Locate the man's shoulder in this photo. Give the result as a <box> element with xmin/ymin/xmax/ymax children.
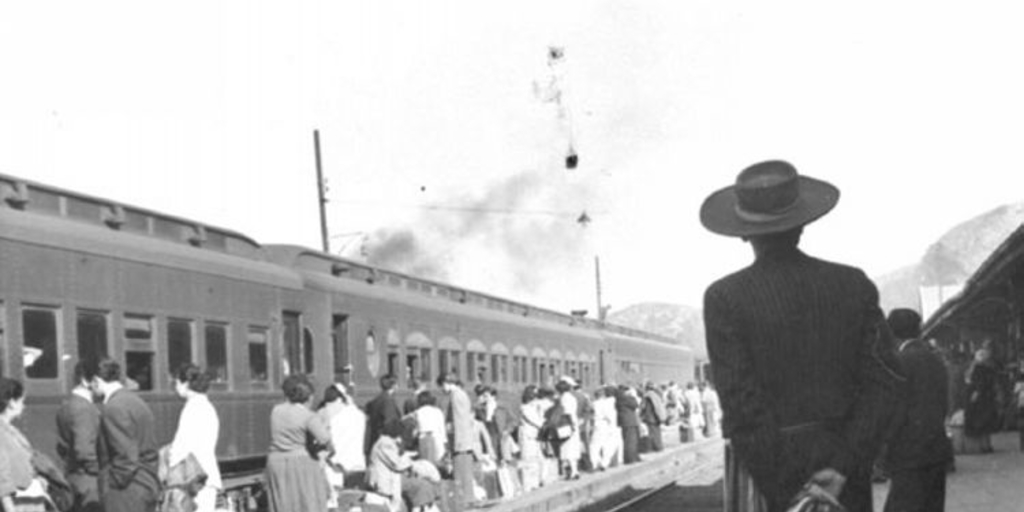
<box><xmin>62</xmin><ymin>394</ymin><xmax>99</xmax><ymax>417</ymax></box>
<box><xmin>106</xmin><ymin>389</ymin><xmax>153</xmax><ymax>415</ymax></box>
<box><xmin>708</xmin><ymin>256</ymin><xmax>870</xmax><ymax>295</ymax></box>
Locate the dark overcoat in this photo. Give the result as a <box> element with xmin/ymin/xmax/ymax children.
<box><xmin>98</xmin><ymin>388</ymin><xmax>160</xmax><ymax>512</ymax></box>
<box><xmin>884</xmin><ymin>339</ymin><xmax>953</xmax><ymax>471</ymax></box>
<box><xmin>56</xmin><ymin>392</ymin><xmax>102</xmax><ymax>512</ymax></box>
<box><xmin>363</xmin><ymin>391</ymin><xmax>402</xmax><ymax>455</ymax></box>
<box><xmin>704</xmin><ymin>247</ymin><xmax>903</xmax><ymax>512</ymax></box>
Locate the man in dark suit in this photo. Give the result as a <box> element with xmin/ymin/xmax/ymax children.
<box><xmin>615</xmin><ymin>385</ymin><xmax>641</xmax><ymax>464</ymax></box>
<box><xmin>640</xmin><ymin>381</ymin><xmax>666</xmax><ymax>452</ymax></box>
<box><xmin>883</xmin><ymin>308</ymin><xmax>953</xmax><ymax>512</ymax></box>
<box><xmin>56</xmin><ymin>360</ymin><xmax>102</xmax><ymax>512</ymax></box>
<box><xmin>93</xmin><ymin>358</ymin><xmax>160</xmax><ymax>512</ymax></box>
<box><xmin>701</xmin><ymin>160</ymin><xmax>904</xmax><ymax>512</ymax></box>
<box><xmin>364</xmin><ymin>374</ymin><xmax>402</xmax><ymax>456</ymax></box>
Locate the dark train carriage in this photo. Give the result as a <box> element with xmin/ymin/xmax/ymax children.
<box><xmin>263</xmin><ymin>246</ymin><xmax>608</xmax><ymax>408</ymax></box>
<box><xmin>599</xmin><ymin>328</ymin><xmax>694</xmax><ymax>387</ymax></box>
<box><xmin>1</xmin><ymin>172</ymin><xmax>699</xmax><ymax>511</ymax></box>
<box><xmin>0</xmin><ymin>174</ymin><xmax>305</xmax><ymax>484</ymax></box>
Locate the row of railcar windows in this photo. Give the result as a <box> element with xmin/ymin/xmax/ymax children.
<box><xmin>12</xmin><ymin>303</ymin><xmax>273</xmax><ymax>391</ymax></box>
<box><xmin>383</xmin><ymin>344</ymin><xmax>596</xmax><ymax>389</ymax></box>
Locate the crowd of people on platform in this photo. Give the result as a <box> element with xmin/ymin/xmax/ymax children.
<box><xmin>0</xmin><ymin>348</ymin><xmax>720</xmax><ymax>512</ymax></box>
<box><xmin>263</xmin><ymin>372</ymin><xmax>724</xmax><ymax>512</ymax></box>
<box><xmin>0</xmin><ymin>358</ymin><xmax>218</xmax><ymax>512</ymax></box>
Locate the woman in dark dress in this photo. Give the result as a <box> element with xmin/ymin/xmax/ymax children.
<box><xmin>964</xmin><ymin>348</ymin><xmax>1000</xmax><ymax>452</ymax></box>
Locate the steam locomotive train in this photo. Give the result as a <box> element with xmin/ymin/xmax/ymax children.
<box><xmin>0</xmin><ymin>172</ymin><xmax>696</xmax><ymax>506</ymax></box>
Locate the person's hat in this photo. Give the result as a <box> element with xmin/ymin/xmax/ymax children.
<box><xmin>559</xmin><ymin>375</ymin><xmax>578</xmax><ymax>387</ymax></box>
<box><xmin>700</xmin><ymin>160</ymin><xmax>839</xmax><ymax>237</ymax></box>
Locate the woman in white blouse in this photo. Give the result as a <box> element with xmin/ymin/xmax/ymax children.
<box><xmin>169</xmin><ymin>364</ymin><xmax>221</xmax><ymax>512</ymax></box>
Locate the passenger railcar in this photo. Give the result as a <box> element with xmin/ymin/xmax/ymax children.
<box><xmin>0</xmin><ymin>172</ymin><xmax>694</xmax><ymax>509</ymax></box>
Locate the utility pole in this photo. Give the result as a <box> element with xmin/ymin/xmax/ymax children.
<box><xmin>595</xmin><ymin>255</ymin><xmax>605</xmax><ymax>321</ymax></box>
<box><xmin>314</xmin><ymin>130</ymin><xmax>329</xmax><ymax>253</ymax></box>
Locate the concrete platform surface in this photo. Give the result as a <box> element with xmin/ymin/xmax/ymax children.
<box><xmin>873</xmin><ymin>431</ymin><xmax>1024</xmax><ymax>512</ymax></box>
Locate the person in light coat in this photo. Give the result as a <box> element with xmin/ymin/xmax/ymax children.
<box><xmin>410</xmin><ymin>391</ymin><xmax>446</xmax><ymax>465</ymax></box>
<box><xmin>588</xmin><ymin>386</ymin><xmax>619</xmax><ymax>470</ymax></box>
<box><xmin>438</xmin><ymin>374</ymin><xmax>475</xmax><ymax>507</ymax></box>
<box><xmin>168</xmin><ymin>365</ymin><xmax>221</xmax><ymax>512</ymax></box>
<box><xmin>367</xmin><ymin>420</ymin><xmax>415</xmax><ymax>512</ymax></box>
<box><xmin>555</xmin><ymin>379</ymin><xmax>581</xmax><ymax>480</ymax></box>
<box><xmin>683</xmin><ymin>382</ymin><xmax>705</xmax><ymax>441</ymax></box>
<box><xmin>318</xmin><ymin>383</ymin><xmax>366</xmax><ymax>502</ymax></box>
<box><xmin>700</xmin><ymin>382</ymin><xmax>722</xmax><ymax>438</ymax></box>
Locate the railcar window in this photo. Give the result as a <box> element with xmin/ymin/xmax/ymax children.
<box><xmin>167</xmin><ymin>319</ymin><xmax>193</xmax><ymax>373</ymax></box>
<box><xmin>282</xmin><ymin>312</ymin><xmax>302</xmax><ymax>376</ymax></box>
<box><xmin>303</xmin><ymin>328</ymin><xmax>315</xmax><ymax>374</ymax></box>
<box><xmin>332</xmin><ymin>315</ymin><xmax>349</xmax><ymax>384</ymax></box>
<box><xmin>0</xmin><ymin>301</ymin><xmax>5</xmax><ymax>376</ymax></box>
<box><xmin>125</xmin><ymin>351</ymin><xmax>153</xmax><ymax>391</ymax></box>
<box><xmin>466</xmin><ymin>353</ymin><xmax>477</xmax><ymax>383</ymax></box>
<box><xmin>477</xmin><ymin>353</ymin><xmax>488</xmax><ymax>382</ymax></box>
<box><xmin>365</xmin><ymin>330</ymin><xmax>382</xmax><ymax>378</ymax></box>
<box><xmin>76</xmin><ymin>311</ymin><xmax>109</xmax><ymax>365</ymax></box>
<box><xmin>531</xmin><ymin>358</ymin><xmax>539</xmax><ymax>384</ymax></box>
<box><xmin>22</xmin><ymin>307</ymin><xmax>59</xmax><ymax>379</ymax></box>
<box><xmin>123</xmin><ymin>210</ymin><xmax>149</xmax><ymax>233</ymax></box>
<box><xmin>248</xmin><ymin>328</ymin><xmax>269</xmax><ymax>382</ymax></box>
<box><xmin>490</xmin><ymin>355</ymin><xmax>499</xmax><ymax>383</ymax></box>
<box><xmin>500</xmin><ymin>356</ymin><xmax>508</xmax><ymax>384</ymax></box>
<box><xmin>205</xmin><ymin>324</ymin><xmax>229</xmax><ymax>384</ymax></box>
<box><xmin>539</xmin><ymin>362</ymin><xmax>547</xmax><ymax>387</ymax></box>
<box><xmin>123</xmin><ymin>315</ymin><xmax>152</xmax><ymax>341</ymax></box>
<box><xmin>405</xmin><ymin>354</ymin><xmax>418</xmax><ymax>384</ymax></box>
<box><xmin>66</xmin><ymin>197</ymin><xmax>103</xmax><ymax>222</ymax></box>
<box><xmin>419</xmin><ymin>349</ymin><xmax>432</xmax><ymax>382</ymax></box>
<box><xmin>439</xmin><ymin>350</ymin><xmax>461</xmax><ymax>380</ymax></box>
<box><xmin>387</xmin><ymin>351</ymin><xmax>399</xmax><ymax>381</ymax></box>
<box><xmin>152</xmin><ymin>218</ymin><xmax>182</xmax><ymax>242</ymax></box>
<box><xmin>29</xmin><ymin>188</ymin><xmax>60</xmax><ymax>214</ymax></box>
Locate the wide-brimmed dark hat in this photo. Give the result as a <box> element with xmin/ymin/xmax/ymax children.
<box><xmin>700</xmin><ymin>160</ymin><xmax>839</xmax><ymax>237</ymax></box>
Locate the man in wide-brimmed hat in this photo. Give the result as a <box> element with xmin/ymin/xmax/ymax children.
<box><xmin>700</xmin><ymin>160</ymin><xmax>904</xmax><ymax>512</ymax></box>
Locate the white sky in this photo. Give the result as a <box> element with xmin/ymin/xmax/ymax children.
<box><xmin>2</xmin><ymin>1</ymin><xmax>1023</xmax><ymax>313</ymax></box>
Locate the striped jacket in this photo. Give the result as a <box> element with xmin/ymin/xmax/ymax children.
<box><xmin>704</xmin><ymin>246</ymin><xmax>903</xmax><ymax>512</ymax></box>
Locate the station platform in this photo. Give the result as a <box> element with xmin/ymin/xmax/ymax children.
<box><xmin>873</xmin><ymin>431</ymin><xmax>1024</xmax><ymax>512</ymax></box>
<box><xmin>474</xmin><ymin>433</ymin><xmax>725</xmax><ymax>512</ymax></box>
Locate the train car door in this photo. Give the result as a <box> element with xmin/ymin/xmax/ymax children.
<box><xmin>598</xmin><ymin>349</ymin><xmax>608</xmax><ymax>385</ymax></box>
<box><xmin>332</xmin><ymin>314</ymin><xmax>351</xmax><ymax>386</ymax></box>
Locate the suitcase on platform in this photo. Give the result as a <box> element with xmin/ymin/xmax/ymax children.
<box><xmin>497</xmin><ymin>465</ymin><xmax>522</xmax><ymax>498</ymax></box>
<box><xmin>518</xmin><ymin>461</ymin><xmax>541</xmax><ymax>492</ymax></box>
<box><xmin>473</xmin><ymin>465</ymin><xmax>500</xmax><ymax>501</ymax></box>
<box><xmin>539</xmin><ymin>458</ymin><xmax>560</xmax><ymax>486</ymax></box>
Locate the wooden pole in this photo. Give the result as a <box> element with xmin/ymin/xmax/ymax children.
<box><xmin>314</xmin><ymin>130</ymin><xmax>330</xmax><ymax>253</ymax></box>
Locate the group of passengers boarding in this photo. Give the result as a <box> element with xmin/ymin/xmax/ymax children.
<box><xmin>0</xmin><ymin>359</ymin><xmax>219</xmax><ymax>512</ymax></box>
<box><xmin>0</xmin><ymin>353</ymin><xmax>712</xmax><ymax>512</ymax></box>
<box><xmin>294</xmin><ymin>372</ymin><xmax>718</xmax><ymax>512</ymax></box>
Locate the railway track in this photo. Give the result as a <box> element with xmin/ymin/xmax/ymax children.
<box><xmin>577</xmin><ymin>455</ymin><xmax>723</xmax><ymax>512</ymax></box>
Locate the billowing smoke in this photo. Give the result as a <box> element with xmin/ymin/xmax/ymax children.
<box><xmin>367</xmin><ymin>229</ymin><xmax>449</xmax><ymax>282</ymax></box>
<box><xmin>365</xmin><ymin>169</ymin><xmax>602</xmax><ymax>309</ymax></box>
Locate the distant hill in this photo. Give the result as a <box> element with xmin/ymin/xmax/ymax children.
<box><xmin>875</xmin><ymin>202</ymin><xmax>1024</xmax><ymax>312</ymax></box>
<box><xmin>606</xmin><ymin>302</ymin><xmax>706</xmax><ymax>358</ymax></box>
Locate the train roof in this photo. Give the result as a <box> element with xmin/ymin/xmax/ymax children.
<box><xmin>265</xmin><ymin>244</ymin><xmax>689</xmax><ymax>347</ymax></box>
<box><xmin>0</xmin><ymin>173</ymin><xmax>302</xmax><ymax>289</ymax></box>
<box><xmin>0</xmin><ymin>173</ymin><xmax>265</xmax><ymax>259</ymax></box>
